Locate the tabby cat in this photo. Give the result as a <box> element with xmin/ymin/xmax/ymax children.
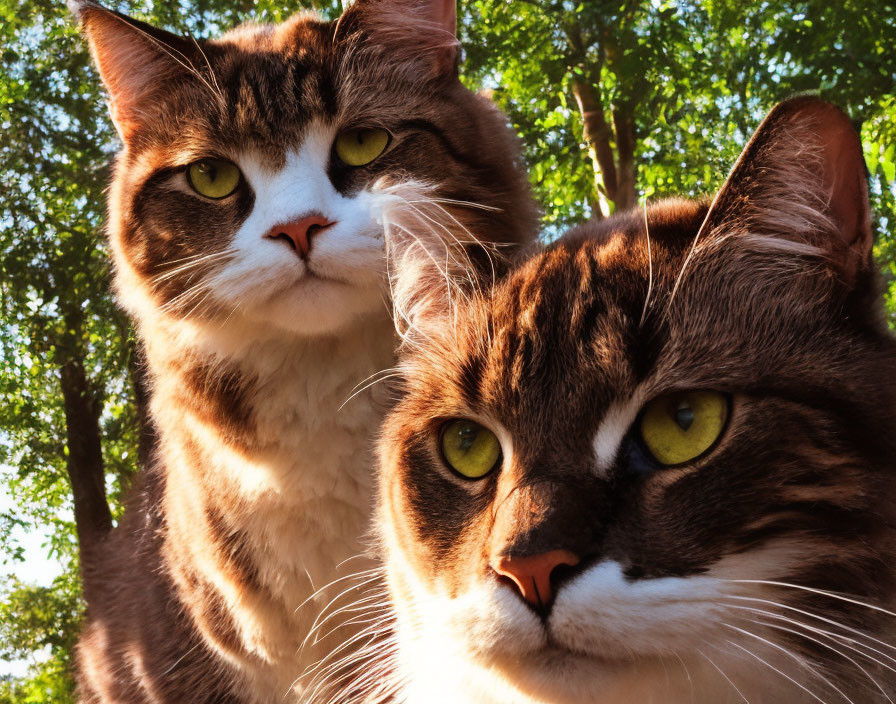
<box><xmin>375</xmin><ymin>97</ymin><xmax>896</xmax><ymax>703</ymax></box>
<box><xmin>69</xmin><ymin>0</ymin><xmax>537</xmax><ymax>701</ymax></box>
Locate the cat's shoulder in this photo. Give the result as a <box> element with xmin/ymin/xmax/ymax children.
<box><xmin>555</xmin><ymin>197</ymin><xmax>711</xmax><ymax>253</ymax></box>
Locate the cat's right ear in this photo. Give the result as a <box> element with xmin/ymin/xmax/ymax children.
<box><xmin>700</xmin><ymin>97</ymin><xmax>872</xmax><ymax>285</ymax></box>
<box><xmin>68</xmin><ymin>0</ymin><xmax>196</xmax><ymax>142</ymax></box>
<box><xmin>345</xmin><ymin>0</ymin><xmax>459</xmax><ymax>78</ymax></box>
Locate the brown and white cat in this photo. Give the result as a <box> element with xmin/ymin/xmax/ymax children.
<box><xmin>375</xmin><ymin>97</ymin><xmax>896</xmax><ymax>703</ymax></box>
<box><xmin>69</xmin><ymin>0</ymin><xmax>537</xmax><ymax>701</ymax></box>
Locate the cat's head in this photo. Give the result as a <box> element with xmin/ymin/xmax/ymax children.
<box><xmin>377</xmin><ymin>98</ymin><xmax>896</xmax><ymax>702</ymax></box>
<box><xmin>72</xmin><ymin>0</ymin><xmax>536</xmax><ymax>339</ymax></box>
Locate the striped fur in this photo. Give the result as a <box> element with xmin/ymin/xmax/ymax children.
<box><xmin>374</xmin><ymin>99</ymin><xmax>896</xmax><ymax>703</ymax></box>
<box><xmin>70</xmin><ymin>1</ymin><xmax>538</xmax><ymax>702</ymax></box>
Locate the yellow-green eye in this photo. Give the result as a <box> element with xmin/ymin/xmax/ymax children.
<box><xmin>440</xmin><ymin>420</ymin><xmax>501</xmax><ymax>480</ymax></box>
<box><xmin>334</xmin><ymin>128</ymin><xmax>390</xmax><ymax>167</ymax></box>
<box><xmin>187</xmin><ymin>159</ymin><xmax>241</xmax><ymax>199</ymax></box>
<box><xmin>639</xmin><ymin>391</ymin><xmax>729</xmax><ymax>466</ymax></box>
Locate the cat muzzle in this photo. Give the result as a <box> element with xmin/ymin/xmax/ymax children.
<box><xmin>265</xmin><ymin>213</ymin><xmax>335</xmax><ymax>258</ymax></box>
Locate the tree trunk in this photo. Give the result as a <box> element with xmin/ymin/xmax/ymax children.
<box><xmin>59</xmin><ymin>353</ymin><xmax>112</xmax><ymax>562</ymax></box>
<box><xmin>612</xmin><ymin>107</ymin><xmax>638</xmax><ymax>211</ymax></box>
<box><xmin>571</xmin><ymin>75</ymin><xmax>617</xmax><ymax>219</ymax></box>
<box><xmin>128</xmin><ymin>338</ymin><xmax>157</xmax><ymax>469</ymax></box>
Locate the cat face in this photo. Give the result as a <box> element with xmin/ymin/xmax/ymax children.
<box><xmin>377</xmin><ymin>99</ymin><xmax>896</xmax><ymax>702</ymax></box>
<box><xmin>75</xmin><ymin>0</ymin><xmax>536</xmax><ymax>336</ymax></box>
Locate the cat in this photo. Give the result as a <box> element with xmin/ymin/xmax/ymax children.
<box><xmin>68</xmin><ymin>0</ymin><xmax>538</xmax><ymax>701</ymax></box>
<box><xmin>372</xmin><ymin>96</ymin><xmax>896</xmax><ymax>703</ymax></box>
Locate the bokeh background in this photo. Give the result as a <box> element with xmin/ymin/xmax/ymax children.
<box><xmin>2</xmin><ymin>0</ymin><xmax>895</xmax><ymax>699</ymax></box>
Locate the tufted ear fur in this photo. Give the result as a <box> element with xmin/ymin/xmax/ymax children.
<box><xmin>700</xmin><ymin>97</ymin><xmax>872</xmax><ymax>284</ymax></box>
<box><xmin>344</xmin><ymin>0</ymin><xmax>459</xmax><ymax>79</ymax></box>
<box><xmin>380</xmin><ymin>183</ymin><xmax>492</xmax><ymax>345</ymax></box>
<box><xmin>69</xmin><ymin>0</ymin><xmax>200</xmax><ymax>142</ymax></box>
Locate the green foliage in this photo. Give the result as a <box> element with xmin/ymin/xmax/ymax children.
<box><xmin>1</xmin><ymin>0</ymin><xmax>895</xmax><ymax>699</ymax></box>
<box><xmin>0</xmin><ymin>573</ymin><xmax>80</xmax><ymax>704</ymax></box>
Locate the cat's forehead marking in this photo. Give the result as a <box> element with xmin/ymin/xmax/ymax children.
<box><xmin>238</xmin><ymin>121</ymin><xmax>336</xmax><ymax>190</ymax></box>
<box><xmin>592</xmin><ymin>391</ymin><xmax>645</xmax><ymax>477</ymax></box>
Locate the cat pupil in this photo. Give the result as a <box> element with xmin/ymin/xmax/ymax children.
<box><xmin>458</xmin><ymin>426</ymin><xmax>476</xmax><ymax>453</ymax></box>
<box><xmin>674</xmin><ymin>401</ymin><xmax>694</xmax><ymax>431</ymax></box>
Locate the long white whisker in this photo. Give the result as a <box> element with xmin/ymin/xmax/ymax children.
<box><xmin>151</xmin><ymin>250</ymin><xmax>236</xmax><ymax>285</ymax></box>
<box><xmin>723</xmin><ymin>602</ymin><xmax>896</xmax><ymax>672</ymax></box>
<box><xmin>338</xmin><ymin>373</ymin><xmax>403</xmax><ymax>411</ymax></box>
<box><xmin>103</xmin><ymin>12</ymin><xmax>225</xmax><ymax>105</ymax></box>
<box><xmin>639</xmin><ymin>201</ymin><xmax>654</xmax><ymax>327</ymax></box>
<box><xmin>725</xmin><ymin>638</ymin><xmax>829</xmax><ymax>704</ymax></box>
<box><xmin>293</xmin><ymin>568</ymin><xmax>381</xmax><ymax>615</ymax></box>
<box><xmin>696</xmin><ymin>646</ymin><xmax>751</xmax><ymax>704</ymax></box>
<box><xmin>406</xmin><ymin>197</ymin><xmax>501</xmax><ymax>213</ymax></box>
<box><xmin>745</xmin><ymin>616</ymin><xmax>893</xmax><ymax>703</ymax></box>
<box><xmin>299</xmin><ymin>574</ymin><xmax>384</xmax><ymax>654</ymax></box>
<box><xmin>726</xmin><ymin>580</ymin><xmax>896</xmax><ymax>619</ymax></box>
<box><xmin>305</xmin><ymin>590</ymin><xmax>389</xmax><ymax>644</ymax></box>
<box><xmin>723</xmin><ymin>595</ymin><xmax>896</xmax><ymax>657</ymax></box>
<box><xmin>724</xmin><ymin>622</ymin><xmax>851</xmax><ymax>703</ymax></box>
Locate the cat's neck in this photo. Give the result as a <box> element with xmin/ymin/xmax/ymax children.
<box><xmin>138</xmin><ymin>309</ymin><xmax>396</xmax><ymax>695</ymax></box>
<box><xmin>144</xmin><ymin>305</ymin><xmax>396</xmax><ymax>538</ymax></box>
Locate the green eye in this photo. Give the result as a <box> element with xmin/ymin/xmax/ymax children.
<box><xmin>334</xmin><ymin>128</ymin><xmax>390</xmax><ymax>167</ymax></box>
<box><xmin>187</xmin><ymin>159</ymin><xmax>241</xmax><ymax>199</ymax></box>
<box><xmin>440</xmin><ymin>420</ymin><xmax>501</xmax><ymax>480</ymax></box>
<box><xmin>639</xmin><ymin>391</ymin><xmax>729</xmax><ymax>466</ymax></box>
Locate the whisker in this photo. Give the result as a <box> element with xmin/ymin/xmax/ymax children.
<box><xmin>723</xmin><ymin>595</ymin><xmax>896</xmax><ymax>657</ymax></box>
<box><xmin>338</xmin><ymin>373</ymin><xmax>403</xmax><ymax>412</ymax></box>
<box><xmin>744</xmin><ymin>616</ymin><xmax>894</xmax><ymax>703</ymax></box>
<box><xmin>666</xmin><ymin>183</ymin><xmax>720</xmax><ymax>313</ymax></box>
<box><xmin>672</xmin><ymin>650</ymin><xmax>695</xmax><ymax>704</ymax></box>
<box><xmin>151</xmin><ymin>250</ymin><xmax>236</xmax><ymax>285</ymax></box>
<box><xmin>723</xmin><ymin>602</ymin><xmax>896</xmax><ymax>673</ymax></box>
<box><xmin>406</xmin><ymin>197</ymin><xmax>502</xmax><ymax>213</ymax></box>
<box><xmin>724</xmin><ymin>622</ymin><xmax>850</xmax><ymax>702</ymax></box>
<box><xmin>299</xmin><ymin>624</ymin><xmax>393</xmax><ymax>690</ymax></box>
<box><xmin>639</xmin><ymin>201</ymin><xmax>654</xmax><ymax>327</ymax></box>
<box><xmin>293</xmin><ymin>567</ymin><xmax>381</xmax><ymax>615</ymax></box>
<box><xmin>726</xmin><ymin>580</ymin><xmax>896</xmax><ymax>619</ymax></box>
<box><xmin>299</xmin><ymin>573</ymin><xmax>384</xmax><ymax>654</ymax></box>
<box><xmin>103</xmin><ymin>11</ymin><xmax>225</xmax><ymax>105</ymax></box>
<box><xmin>725</xmin><ymin>638</ymin><xmax>829</xmax><ymax>704</ymax></box>
<box><xmin>305</xmin><ymin>589</ymin><xmax>390</xmax><ymax>644</ymax></box>
<box><xmin>696</xmin><ymin>646</ymin><xmax>751</xmax><ymax>704</ymax></box>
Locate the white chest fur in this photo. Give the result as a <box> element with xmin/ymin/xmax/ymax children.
<box><xmin>147</xmin><ymin>311</ymin><xmax>397</xmax><ymax>702</ymax></box>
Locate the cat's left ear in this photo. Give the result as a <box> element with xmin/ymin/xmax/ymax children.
<box><xmin>346</xmin><ymin>0</ymin><xmax>459</xmax><ymax>78</ymax></box>
<box><xmin>703</xmin><ymin>97</ymin><xmax>872</xmax><ymax>284</ymax></box>
<box><xmin>68</xmin><ymin>0</ymin><xmax>200</xmax><ymax>143</ymax></box>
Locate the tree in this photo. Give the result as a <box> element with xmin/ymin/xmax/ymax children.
<box><xmin>462</xmin><ymin>0</ymin><xmax>896</xmax><ymax>238</ymax></box>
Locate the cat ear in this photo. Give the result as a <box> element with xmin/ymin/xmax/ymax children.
<box><xmin>347</xmin><ymin>0</ymin><xmax>459</xmax><ymax>78</ymax></box>
<box><xmin>68</xmin><ymin>0</ymin><xmax>198</xmax><ymax>142</ymax></box>
<box><xmin>703</xmin><ymin>96</ymin><xmax>872</xmax><ymax>283</ymax></box>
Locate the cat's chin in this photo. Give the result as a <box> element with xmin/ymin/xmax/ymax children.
<box><xmin>484</xmin><ymin>647</ymin><xmax>654</xmax><ymax>703</ymax></box>
<box><xmin>258</xmin><ymin>277</ymin><xmax>384</xmax><ymax>336</ymax></box>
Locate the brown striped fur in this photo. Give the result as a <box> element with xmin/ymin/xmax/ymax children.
<box><xmin>375</xmin><ymin>99</ymin><xmax>896</xmax><ymax>702</ymax></box>
<box><xmin>70</xmin><ymin>1</ymin><xmax>537</xmax><ymax>701</ymax></box>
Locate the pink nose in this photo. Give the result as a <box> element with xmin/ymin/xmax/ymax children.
<box><xmin>265</xmin><ymin>214</ymin><xmax>334</xmax><ymax>257</ymax></box>
<box><xmin>492</xmin><ymin>550</ymin><xmax>581</xmax><ymax>609</ymax></box>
